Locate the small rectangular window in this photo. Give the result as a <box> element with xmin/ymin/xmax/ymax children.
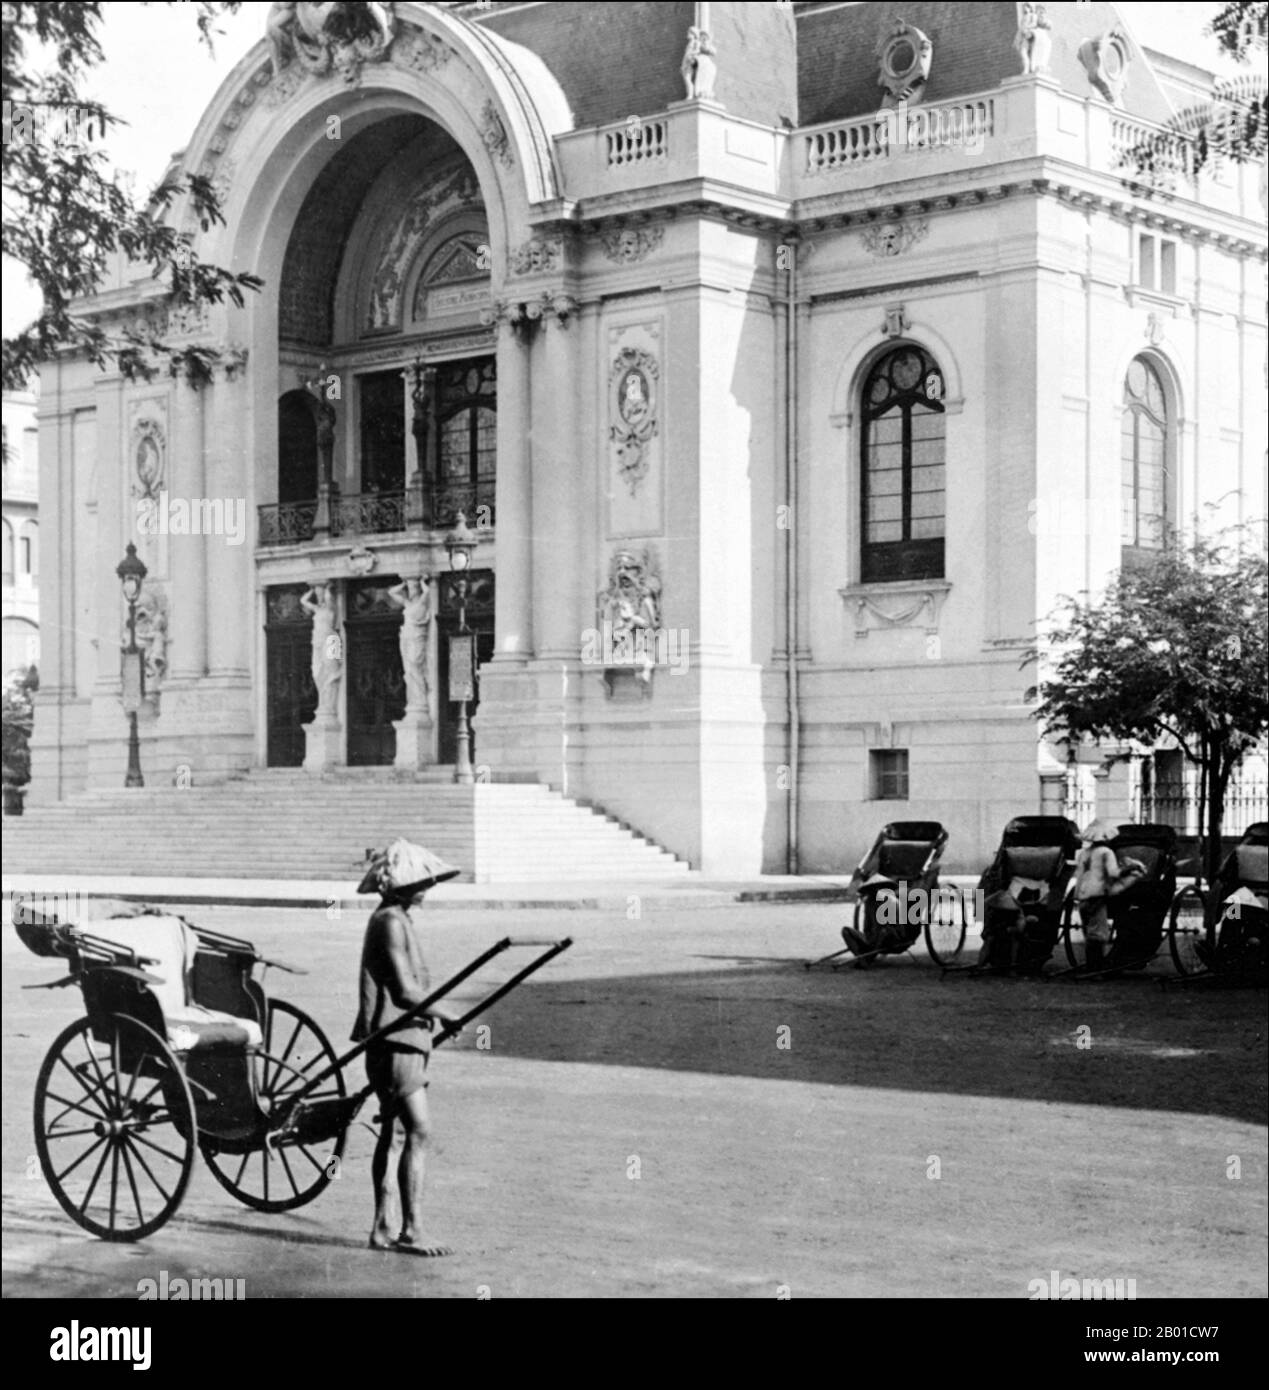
<box><xmin>1138</xmin><ymin>234</ymin><xmax>1156</xmax><ymax>289</ymax></box>
<box><xmin>1160</xmin><ymin>239</ymin><xmax>1177</xmax><ymax>295</ymax></box>
<box><xmin>871</xmin><ymin>749</ymin><xmax>910</xmax><ymax>801</ymax></box>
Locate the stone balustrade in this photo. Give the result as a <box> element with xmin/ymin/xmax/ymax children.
<box><xmin>551</xmin><ymin>81</ymin><xmax>1257</xmax><ymax>219</ymax></box>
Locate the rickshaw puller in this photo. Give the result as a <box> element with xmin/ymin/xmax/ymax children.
<box><xmin>354</xmin><ymin>838</ymin><xmax>463</xmax><ymax>1256</ymax></box>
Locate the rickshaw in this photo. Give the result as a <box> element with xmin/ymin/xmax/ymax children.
<box><xmin>1166</xmin><ymin>821</ymin><xmax>1269</xmax><ymax>984</ymax></box>
<box><xmin>957</xmin><ymin>816</ymin><xmax>1081</xmax><ymax>976</ymax></box>
<box><xmin>17</xmin><ymin>905</ymin><xmax>570</xmax><ymax>1241</ymax></box>
<box><xmin>1058</xmin><ymin>823</ymin><xmax>1179</xmax><ymax>978</ymax></box>
<box><xmin>805</xmin><ymin>821</ymin><xmax>966</xmax><ymax>969</ymax></box>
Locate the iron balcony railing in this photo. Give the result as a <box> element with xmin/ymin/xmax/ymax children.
<box><xmin>257</xmin><ymin>481</ymin><xmax>495</xmax><ymax>546</ymax></box>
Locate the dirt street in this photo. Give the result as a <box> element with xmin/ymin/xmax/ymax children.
<box><xmin>4</xmin><ymin>901</ymin><xmax>1265</xmax><ymax>1298</ymax></box>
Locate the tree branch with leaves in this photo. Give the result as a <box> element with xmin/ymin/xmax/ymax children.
<box><xmin>1</xmin><ymin>1</ymin><xmax>262</xmax><ymax>391</ymax></box>
<box><xmin>1025</xmin><ymin>528</ymin><xmax>1269</xmax><ymax>911</ymax></box>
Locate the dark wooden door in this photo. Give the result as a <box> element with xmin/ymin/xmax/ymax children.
<box><xmin>265</xmin><ymin>585</ymin><xmax>317</xmax><ymax>767</ymax></box>
<box><xmin>436</xmin><ymin>568</ymin><xmax>494</xmax><ymax>766</ymax></box>
<box><xmin>345</xmin><ymin>578</ymin><xmax>406</xmax><ymax>767</ymax></box>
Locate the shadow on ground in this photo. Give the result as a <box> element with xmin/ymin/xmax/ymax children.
<box><xmin>447</xmin><ymin>952</ymin><xmax>1268</xmax><ymax>1126</ymax></box>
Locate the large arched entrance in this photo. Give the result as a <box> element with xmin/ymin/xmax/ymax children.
<box><xmin>259</xmin><ymin>112</ymin><xmax>497</xmax><ymax>766</ymax></box>
<box><xmin>164</xmin><ymin>4</ymin><xmax>572</xmax><ymax>776</ymax></box>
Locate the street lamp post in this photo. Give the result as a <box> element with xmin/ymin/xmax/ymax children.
<box><xmin>115</xmin><ymin>542</ymin><xmax>148</xmax><ymax>788</ymax></box>
<box><xmin>445</xmin><ymin>513</ymin><xmax>478</xmax><ymax>786</ymax></box>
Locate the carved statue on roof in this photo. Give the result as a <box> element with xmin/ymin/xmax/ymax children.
<box><xmin>681</xmin><ymin>26</ymin><xmax>718</xmax><ymax>102</ymax></box>
<box><xmin>1015</xmin><ymin>3</ymin><xmax>1053</xmax><ymax>76</ymax></box>
<box><xmin>267</xmin><ymin>2</ymin><xmax>396</xmax><ymax>84</ymax></box>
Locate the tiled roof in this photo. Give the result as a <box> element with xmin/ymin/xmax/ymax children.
<box><xmin>798</xmin><ymin>1</ymin><xmax>1178</xmax><ymax>126</ymax></box>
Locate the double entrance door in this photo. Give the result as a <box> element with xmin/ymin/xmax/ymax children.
<box><xmin>265</xmin><ymin>572</ymin><xmax>494</xmax><ymax>768</ymax></box>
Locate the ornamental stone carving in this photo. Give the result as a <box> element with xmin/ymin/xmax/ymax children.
<box><xmin>600</xmin><ymin>225</ymin><xmax>665</xmax><ymax>264</ymax></box>
<box><xmin>393</xmin><ymin>25</ymin><xmax>451</xmax><ymax>73</ymax></box>
<box><xmin>1079</xmin><ymin>30</ymin><xmax>1131</xmax><ymax>105</ymax></box>
<box><xmin>133</xmin><ymin>583</ymin><xmax>170</xmax><ymax>694</ymax></box>
<box><xmin>876</xmin><ymin>19</ymin><xmax>933</xmax><ymax>108</ymax></box>
<box><xmin>130</xmin><ymin>416</ymin><xmax>166</xmax><ymax>503</ymax></box>
<box><xmin>609</xmin><ymin>347</ymin><xmax>660</xmax><ymax>495</ymax></box>
<box><xmin>680</xmin><ymin>26</ymin><xmax>718</xmax><ymax>101</ymax></box>
<box><xmin>839</xmin><ymin>580</ymin><xmax>951</xmax><ymax>637</ymax></box>
<box><xmin>367</xmin><ymin>162</ymin><xmax>480</xmax><ymax>330</ymax></box>
<box><xmin>480</xmin><ymin>100</ymin><xmax>514</xmax><ymax>169</ymax></box>
<box><xmin>1014</xmin><ymin>3</ymin><xmax>1053</xmax><ymax>76</ymax></box>
<box><xmin>861</xmin><ymin>219</ymin><xmax>928</xmax><ymax>258</ymax></box>
<box><xmin>510</xmin><ymin>238</ymin><xmax>562</xmax><ymax>275</ymax></box>
<box><xmin>266</xmin><ymin>1</ymin><xmax>396</xmax><ymax>85</ymax></box>
<box><xmin>881</xmin><ymin>303</ymin><xmax>910</xmax><ymax>338</ymax></box>
<box><xmin>596</xmin><ymin>546</ymin><xmax>663</xmax><ymax>688</ymax></box>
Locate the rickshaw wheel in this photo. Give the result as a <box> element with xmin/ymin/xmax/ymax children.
<box><xmin>34</xmin><ymin>1014</ymin><xmax>196</xmax><ymax>1242</ymax></box>
<box><xmin>1060</xmin><ymin>895</ymin><xmax>1120</xmax><ymax>971</ymax></box>
<box><xmin>923</xmin><ymin>888</ymin><xmax>966</xmax><ymax>965</ymax></box>
<box><xmin>1168</xmin><ymin>884</ymin><xmax>1208</xmax><ymax>977</ymax></box>
<box><xmin>200</xmin><ymin>1001</ymin><xmax>347</xmax><ymax>1213</ymax></box>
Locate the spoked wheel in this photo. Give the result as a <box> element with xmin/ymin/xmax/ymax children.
<box><xmin>924</xmin><ymin>886</ymin><xmax>966</xmax><ymax>966</ymax></box>
<box><xmin>1168</xmin><ymin>884</ymin><xmax>1209</xmax><ymax>977</ymax></box>
<box><xmin>34</xmin><ymin>1014</ymin><xmax>196</xmax><ymax>1241</ymax></box>
<box><xmin>1060</xmin><ymin>895</ymin><xmax>1120</xmax><ymax>971</ymax></box>
<box><xmin>200</xmin><ymin>1001</ymin><xmax>347</xmax><ymax>1212</ymax></box>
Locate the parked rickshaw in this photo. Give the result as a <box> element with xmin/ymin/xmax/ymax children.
<box><xmin>1058</xmin><ymin>823</ymin><xmax>1179</xmax><ymax>977</ymax></box>
<box><xmin>806</xmin><ymin>821</ymin><xmax>966</xmax><ymax>969</ymax></box>
<box><xmin>1166</xmin><ymin>821</ymin><xmax>1269</xmax><ymax>984</ymax></box>
<box><xmin>17</xmin><ymin>906</ymin><xmax>569</xmax><ymax>1240</ymax></box>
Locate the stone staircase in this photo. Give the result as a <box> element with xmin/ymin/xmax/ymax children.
<box><xmin>2</xmin><ymin>771</ymin><xmax>694</xmax><ymax>884</ymax></box>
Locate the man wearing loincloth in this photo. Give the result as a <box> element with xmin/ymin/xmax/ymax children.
<box><xmin>354</xmin><ymin>838</ymin><xmax>462</xmax><ymax>1256</ymax></box>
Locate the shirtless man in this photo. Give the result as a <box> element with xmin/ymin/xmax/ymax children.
<box><xmin>354</xmin><ymin>838</ymin><xmax>462</xmax><ymax>1255</ymax></box>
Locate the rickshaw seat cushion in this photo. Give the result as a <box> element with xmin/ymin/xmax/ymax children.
<box><xmin>1002</xmin><ymin>846</ymin><xmax>1063</xmax><ymax>882</ymax></box>
<box><xmin>77</xmin><ymin>915</ymin><xmax>263</xmax><ymax>1051</ymax></box>
<box><xmin>876</xmin><ymin>841</ymin><xmax>933</xmax><ymax>879</ymax></box>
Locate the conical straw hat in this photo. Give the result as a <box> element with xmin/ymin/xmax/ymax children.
<box><xmin>358</xmin><ymin>838</ymin><xmax>461</xmax><ymax>896</ymax></box>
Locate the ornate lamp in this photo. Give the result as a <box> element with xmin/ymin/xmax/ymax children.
<box><xmin>444</xmin><ymin>514</ymin><xmax>478</xmax><ymax>785</ymax></box>
<box><xmin>115</xmin><ymin>543</ymin><xmax>148</xmax><ymax>788</ymax></box>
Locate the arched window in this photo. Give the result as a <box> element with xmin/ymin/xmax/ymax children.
<box><xmin>277</xmin><ymin>391</ymin><xmax>319</xmax><ymax>504</ymax></box>
<box><xmin>861</xmin><ymin>345</ymin><xmax>946</xmax><ymax>583</ymax></box>
<box><xmin>1</xmin><ymin>519</ymin><xmax>13</xmax><ymax>586</ymax></box>
<box><xmin>435</xmin><ymin>357</ymin><xmax>497</xmax><ymax>526</ymax></box>
<box><xmin>1121</xmin><ymin>357</ymin><xmax>1169</xmax><ymax>555</ymax></box>
<box><xmin>19</xmin><ymin>519</ymin><xmax>38</xmax><ymax>580</ymax></box>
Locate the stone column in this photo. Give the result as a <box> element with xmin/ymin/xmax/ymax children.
<box><xmin>205</xmin><ymin>369</ymin><xmax>251</xmax><ymax>682</ymax></box>
<box><xmin>167</xmin><ymin>379</ymin><xmax>207</xmax><ymax>682</ymax></box>
<box><xmin>531</xmin><ymin>300</ymin><xmax>580</xmax><ymax>659</ymax></box>
<box><xmin>491</xmin><ymin>317</ymin><xmax>533</xmax><ymax>662</ymax></box>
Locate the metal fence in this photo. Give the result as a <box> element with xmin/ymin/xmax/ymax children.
<box><xmin>1135</xmin><ymin>778</ymin><xmax>1268</xmax><ymax>837</ymax></box>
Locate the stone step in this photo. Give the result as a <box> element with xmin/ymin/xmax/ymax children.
<box><xmin>5</xmin><ymin>773</ymin><xmax>694</xmax><ymax>881</ymax></box>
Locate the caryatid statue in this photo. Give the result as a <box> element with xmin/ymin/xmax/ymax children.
<box><xmin>388</xmin><ymin>575</ymin><xmax>432</xmax><ymax>712</ymax></box>
<box><xmin>301</xmin><ymin>583</ymin><xmax>343</xmax><ymax>715</ymax></box>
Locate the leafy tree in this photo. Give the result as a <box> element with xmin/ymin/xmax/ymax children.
<box><xmin>1123</xmin><ymin>1</ymin><xmax>1267</xmax><ymax>186</ymax></box>
<box><xmin>1026</xmin><ymin>529</ymin><xmax>1269</xmax><ymax>913</ymax></box>
<box><xmin>2</xmin><ymin>1</ymin><xmax>262</xmax><ymax>392</ymax></box>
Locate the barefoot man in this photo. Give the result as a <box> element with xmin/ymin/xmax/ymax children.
<box><xmin>354</xmin><ymin>838</ymin><xmax>462</xmax><ymax>1255</ymax></box>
